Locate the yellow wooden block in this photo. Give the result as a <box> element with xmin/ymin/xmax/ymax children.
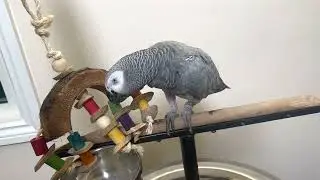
<box><xmin>108</xmin><ymin>128</ymin><xmax>126</xmax><ymax>144</ymax></box>
<box><xmin>138</xmin><ymin>99</ymin><xmax>149</xmax><ymax>110</ymax></box>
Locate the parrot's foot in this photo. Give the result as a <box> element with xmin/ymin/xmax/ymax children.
<box><xmin>165</xmin><ymin>111</ymin><xmax>178</xmax><ymax>135</ymax></box>
<box><xmin>181</xmin><ymin>103</ymin><xmax>193</xmax><ymax>134</ymax></box>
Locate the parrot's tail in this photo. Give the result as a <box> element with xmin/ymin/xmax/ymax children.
<box><xmin>216</xmin><ymin>77</ymin><xmax>230</xmax><ymax>92</ymax></box>
<box><xmin>224</xmin><ymin>82</ymin><xmax>231</xmax><ymax>89</ymax></box>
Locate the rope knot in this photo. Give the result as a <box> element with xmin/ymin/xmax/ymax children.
<box><xmin>31</xmin><ymin>15</ymin><xmax>53</xmax><ymax>37</ymax></box>
<box><xmin>122</xmin><ymin>142</ymin><xmax>144</xmax><ymax>156</ymax></box>
<box><xmin>47</xmin><ymin>50</ymin><xmax>62</xmax><ymax>60</ymax></box>
<box><xmin>21</xmin><ymin>0</ymin><xmax>71</xmax><ymax>76</ymax></box>
<box><xmin>145</xmin><ymin>116</ymin><xmax>154</xmax><ymax>135</ymax></box>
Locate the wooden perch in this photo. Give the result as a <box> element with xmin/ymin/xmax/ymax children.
<box><xmin>56</xmin><ymin>95</ymin><xmax>320</xmax><ymax>157</ymax></box>
<box><xmin>40</xmin><ymin>68</ymin><xmax>108</xmax><ymax>141</ymax></box>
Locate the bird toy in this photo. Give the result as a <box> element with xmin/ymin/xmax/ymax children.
<box><xmin>130</xmin><ymin>91</ymin><xmax>158</xmax><ymax>134</ymax></box>
<box><xmin>109</xmin><ymin>102</ymin><xmax>146</xmax><ymax>142</ymax></box>
<box><xmin>30</xmin><ymin>135</ymin><xmax>74</xmax><ymax>180</ymax></box>
<box><xmin>67</xmin><ymin>131</ymin><xmax>97</xmax><ymax>172</ymax></box>
<box><xmin>21</xmin><ymin>0</ymin><xmax>141</xmax><ymax>155</ymax></box>
<box><xmin>74</xmin><ymin>89</ymin><xmax>132</xmax><ymax>154</ymax></box>
<box><xmin>20</xmin><ymin>0</ymin><xmax>144</xmax><ymax>179</ymax></box>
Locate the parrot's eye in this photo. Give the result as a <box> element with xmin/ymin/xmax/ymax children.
<box><xmin>112</xmin><ymin>78</ymin><xmax>118</xmax><ymax>84</ymax></box>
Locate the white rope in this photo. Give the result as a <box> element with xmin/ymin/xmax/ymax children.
<box><xmin>122</xmin><ymin>142</ymin><xmax>144</xmax><ymax>157</ymax></box>
<box><xmin>20</xmin><ymin>0</ymin><xmax>71</xmax><ymax>74</ymax></box>
<box><xmin>145</xmin><ymin>115</ymin><xmax>154</xmax><ymax>134</ymax></box>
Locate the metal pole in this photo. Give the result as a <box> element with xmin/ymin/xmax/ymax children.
<box><xmin>179</xmin><ymin>134</ymin><xmax>199</xmax><ymax>180</ymax></box>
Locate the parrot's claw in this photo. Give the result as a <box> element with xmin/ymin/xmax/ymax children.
<box><xmin>165</xmin><ymin>111</ymin><xmax>178</xmax><ymax>135</ymax></box>
<box><xmin>181</xmin><ymin>104</ymin><xmax>194</xmax><ymax>134</ymax></box>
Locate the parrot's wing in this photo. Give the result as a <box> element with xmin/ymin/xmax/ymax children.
<box><xmin>148</xmin><ymin>58</ymin><xmax>182</xmax><ymax>90</ymax></box>
<box><xmin>174</xmin><ymin>53</ymin><xmax>228</xmax><ymax>100</ymax></box>
<box><xmin>179</xmin><ymin>54</ymin><xmax>213</xmax><ymax>99</ymax></box>
<box><xmin>149</xmin><ymin>41</ymin><xmax>228</xmax><ymax>99</ymax></box>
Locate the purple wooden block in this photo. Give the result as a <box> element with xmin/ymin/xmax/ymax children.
<box><xmin>118</xmin><ymin>113</ymin><xmax>135</xmax><ymax>131</ymax></box>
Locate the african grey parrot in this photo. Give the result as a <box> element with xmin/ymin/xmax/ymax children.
<box><xmin>105</xmin><ymin>41</ymin><xmax>229</xmax><ymax>134</ymax></box>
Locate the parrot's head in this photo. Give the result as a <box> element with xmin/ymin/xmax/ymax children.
<box><xmin>106</xmin><ymin>49</ymin><xmax>155</xmax><ymax>99</ymax></box>
<box><xmin>106</xmin><ymin>70</ymin><xmax>129</xmax><ymax>94</ymax></box>
<box><xmin>105</xmin><ymin>70</ymin><xmax>131</xmax><ymax>103</ymax></box>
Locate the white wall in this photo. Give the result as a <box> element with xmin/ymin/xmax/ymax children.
<box><xmin>1</xmin><ymin>0</ymin><xmax>320</xmax><ymax>179</ymax></box>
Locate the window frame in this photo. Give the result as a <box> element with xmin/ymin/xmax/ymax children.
<box><xmin>0</xmin><ymin>0</ymin><xmax>40</xmax><ymax>145</ymax></box>
<box><xmin>0</xmin><ymin>82</ymin><xmax>7</xmax><ymax>103</ymax></box>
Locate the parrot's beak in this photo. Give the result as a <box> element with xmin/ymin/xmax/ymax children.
<box><xmin>106</xmin><ymin>86</ymin><xmax>117</xmax><ymax>95</ymax></box>
<box><xmin>106</xmin><ymin>85</ymin><xmax>112</xmax><ymax>94</ymax></box>
<box><xmin>106</xmin><ymin>90</ymin><xmax>129</xmax><ymax>104</ymax></box>
<box><xmin>110</xmin><ymin>90</ymin><xmax>117</xmax><ymax>95</ymax></box>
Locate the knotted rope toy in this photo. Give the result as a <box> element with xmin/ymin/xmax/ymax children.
<box><xmin>21</xmin><ymin>0</ymin><xmax>72</xmax><ymax>79</ymax></box>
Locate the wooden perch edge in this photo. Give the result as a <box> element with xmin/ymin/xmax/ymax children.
<box><xmin>56</xmin><ymin>95</ymin><xmax>320</xmax><ymax>157</ymax></box>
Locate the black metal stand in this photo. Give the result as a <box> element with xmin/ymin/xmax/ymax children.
<box><xmin>180</xmin><ymin>135</ymin><xmax>199</xmax><ymax>180</ymax></box>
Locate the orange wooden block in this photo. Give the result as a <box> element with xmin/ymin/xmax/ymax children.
<box><xmin>79</xmin><ymin>151</ymin><xmax>95</xmax><ymax>166</ymax></box>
